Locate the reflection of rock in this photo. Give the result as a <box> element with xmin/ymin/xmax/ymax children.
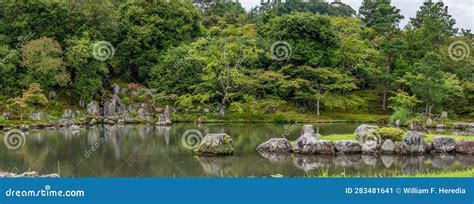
<box><xmin>257</xmin><ymin>138</ymin><xmax>292</xmax><ymax>153</ymax></box>
<box><xmin>399</xmin><ymin>156</ymin><xmax>424</xmax><ymax>174</ymax></box>
<box><xmin>432</xmin><ymin>136</ymin><xmax>456</xmax><ymax>153</ymax></box>
<box><xmin>400</xmin><ymin>131</ymin><xmax>425</xmax><ymax>155</ymax></box>
<box><xmin>455</xmin><ymin>141</ymin><xmax>474</xmax><ymax>155</ymax></box>
<box><xmin>456</xmin><ymin>154</ymin><xmax>474</xmax><ymax>168</ymax></box>
<box><xmin>334</xmin><ymin>155</ymin><xmax>361</xmax><ymax>167</ymax></box>
<box><xmin>335</xmin><ymin>140</ymin><xmax>361</xmax><ymax>154</ymax></box>
<box><xmin>156</xmin><ymin>126</ymin><xmax>171</xmax><ymax>145</ymax></box>
<box><xmin>362</xmin><ymin>155</ymin><xmax>377</xmax><ymax>166</ymax></box>
<box><xmin>258</xmin><ymin>151</ymin><xmax>291</xmax><ymax>163</ymax></box>
<box><xmin>198</xmin><ymin>156</ymin><xmax>231</xmax><ymax>176</ymax></box>
<box><xmin>196</xmin><ymin>133</ymin><xmax>234</xmax><ymax>155</ymax></box>
<box><xmin>293</xmin><ymin>155</ymin><xmax>333</xmax><ymax>172</ymax></box>
<box><xmin>381</xmin><ymin>155</ymin><xmax>395</xmax><ymax>168</ymax></box>
<box><xmin>354</xmin><ymin>124</ymin><xmax>378</xmax><ymax>142</ymax></box>
<box><xmin>432</xmin><ymin>155</ymin><xmax>455</xmax><ymax>169</ymax></box>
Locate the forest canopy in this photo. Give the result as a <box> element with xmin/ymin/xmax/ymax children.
<box><xmin>0</xmin><ymin>0</ymin><xmax>472</xmax><ymax>123</ymax></box>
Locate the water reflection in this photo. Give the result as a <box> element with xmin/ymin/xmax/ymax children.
<box><xmin>0</xmin><ymin>123</ymin><xmax>473</xmax><ymax>177</ymax></box>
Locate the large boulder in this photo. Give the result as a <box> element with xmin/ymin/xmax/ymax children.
<box><xmin>354</xmin><ymin>124</ymin><xmax>379</xmax><ymax>142</ymax></box>
<box><xmin>28</xmin><ymin>111</ymin><xmax>45</xmax><ymax>121</ymax></box>
<box><xmin>256</xmin><ymin>138</ymin><xmax>292</xmax><ymax>153</ymax></box>
<box><xmin>314</xmin><ymin>140</ymin><xmax>336</xmax><ymax>155</ymax></box>
<box><xmin>432</xmin><ymin>136</ymin><xmax>456</xmax><ymax>153</ymax></box>
<box><xmin>400</xmin><ymin>131</ymin><xmax>425</xmax><ymax>155</ymax></box>
<box><xmin>156</xmin><ymin>105</ymin><xmax>172</xmax><ymax>126</ymax></box>
<box><xmin>361</xmin><ymin>140</ymin><xmax>378</xmax><ymax>154</ymax></box>
<box><xmin>86</xmin><ymin>101</ymin><xmax>100</xmax><ymax>116</ymax></box>
<box><xmin>61</xmin><ymin>109</ymin><xmax>75</xmax><ymax>119</ymax></box>
<box><xmin>381</xmin><ymin>139</ymin><xmax>395</xmax><ymax>154</ymax></box>
<box><xmin>335</xmin><ymin>140</ymin><xmax>361</xmax><ymax>154</ymax></box>
<box><xmin>293</xmin><ymin>135</ymin><xmax>318</xmax><ymax>154</ymax></box>
<box><xmin>56</xmin><ymin>119</ymin><xmax>74</xmax><ymax>127</ymax></box>
<box><xmin>301</xmin><ymin>124</ymin><xmax>315</xmax><ymax>137</ymax></box>
<box><xmin>455</xmin><ymin>141</ymin><xmax>474</xmax><ymax>155</ymax></box>
<box><xmin>196</xmin><ymin>133</ymin><xmax>234</xmax><ymax>155</ymax></box>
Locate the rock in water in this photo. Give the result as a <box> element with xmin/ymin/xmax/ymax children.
<box><xmin>87</xmin><ymin>100</ymin><xmax>100</xmax><ymax>116</ymax></box>
<box><xmin>381</xmin><ymin>139</ymin><xmax>395</xmax><ymax>154</ymax></box>
<box><xmin>56</xmin><ymin>119</ymin><xmax>74</xmax><ymax>127</ymax></box>
<box><xmin>314</xmin><ymin>140</ymin><xmax>336</xmax><ymax>155</ymax></box>
<box><xmin>256</xmin><ymin>138</ymin><xmax>291</xmax><ymax>153</ymax></box>
<box><xmin>156</xmin><ymin>105</ymin><xmax>172</xmax><ymax>126</ymax></box>
<box><xmin>293</xmin><ymin>135</ymin><xmax>318</xmax><ymax>154</ymax></box>
<box><xmin>400</xmin><ymin>131</ymin><xmax>425</xmax><ymax>155</ymax></box>
<box><xmin>432</xmin><ymin>136</ymin><xmax>456</xmax><ymax>153</ymax></box>
<box><xmin>455</xmin><ymin>141</ymin><xmax>474</xmax><ymax>155</ymax></box>
<box><xmin>362</xmin><ymin>140</ymin><xmax>378</xmax><ymax>154</ymax></box>
<box><xmin>409</xmin><ymin>120</ymin><xmax>427</xmax><ymax>132</ymax></box>
<box><xmin>335</xmin><ymin>140</ymin><xmax>361</xmax><ymax>154</ymax></box>
<box><xmin>354</xmin><ymin>125</ymin><xmax>379</xmax><ymax>142</ymax></box>
<box><xmin>196</xmin><ymin>133</ymin><xmax>234</xmax><ymax>155</ymax></box>
<box><xmin>301</xmin><ymin>124</ymin><xmax>315</xmax><ymax>137</ymax></box>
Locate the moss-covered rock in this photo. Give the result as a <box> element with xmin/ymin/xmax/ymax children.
<box><xmin>196</xmin><ymin>133</ymin><xmax>234</xmax><ymax>155</ymax></box>
<box><xmin>369</xmin><ymin>127</ymin><xmax>405</xmax><ymax>142</ymax></box>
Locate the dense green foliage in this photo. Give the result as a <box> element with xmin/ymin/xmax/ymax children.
<box><xmin>0</xmin><ymin>0</ymin><xmax>472</xmax><ymax>121</ymax></box>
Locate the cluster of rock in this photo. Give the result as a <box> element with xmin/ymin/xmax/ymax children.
<box><xmin>0</xmin><ymin>171</ymin><xmax>60</xmax><ymax>178</ymax></box>
<box><xmin>256</xmin><ymin>124</ymin><xmax>474</xmax><ymax>158</ymax></box>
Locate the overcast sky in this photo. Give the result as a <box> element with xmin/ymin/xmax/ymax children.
<box><xmin>239</xmin><ymin>0</ymin><xmax>474</xmax><ymax>30</ymax></box>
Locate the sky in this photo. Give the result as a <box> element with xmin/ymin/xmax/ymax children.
<box><xmin>238</xmin><ymin>0</ymin><xmax>474</xmax><ymax>30</ymax></box>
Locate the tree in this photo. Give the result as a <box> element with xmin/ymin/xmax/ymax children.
<box><xmin>115</xmin><ymin>0</ymin><xmax>203</xmax><ymax>81</ymax></box>
<box><xmin>405</xmin><ymin>52</ymin><xmax>463</xmax><ymax>115</ymax></box>
<box><xmin>260</xmin><ymin>12</ymin><xmax>338</xmax><ymax>68</ymax></box>
<box><xmin>66</xmin><ymin>34</ymin><xmax>109</xmax><ymax>103</ymax></box>
<box><xmin>21</xmin><ymin>37</ymin><xmax>70</xmax><ymax>90</ymax></box>
<box><xmin>6</xmin><ymin>83</ymin><xmax>48</xmax><ymax>120</ymax></box>
<box><xmin>359</xmin><ymin>0</ymin><xmax>404</xmax><ymax>110</ymax></box>
<box><xmin>281</xmin><ymin>65</ymin><xmax>357</xmax><ymax>115</ymax></box>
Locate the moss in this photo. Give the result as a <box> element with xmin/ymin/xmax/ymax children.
<box><xmin>369</xmin><ymin>127</ymin><xmax>405</xmax><ymax>141</ymax></box>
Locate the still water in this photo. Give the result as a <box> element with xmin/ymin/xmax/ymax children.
<box><xmin>0</xmin><ymin>123</ymin><xmax>472</xmax><ymax>177</ymax></box>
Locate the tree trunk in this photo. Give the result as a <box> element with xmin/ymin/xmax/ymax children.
<box><xmin>316</xmin><ymin>100</ymin><xmax>320</xmax><ymax>116</ymax></box>
<box><xmin>382</xmin><ymin>53</ymin><xmax>392</xmax><ymax>110</ymax></box>
<box><xmin>425</xmin><ymin>101</ymin><xmax>430</xmax><ymax>116</ymax></box>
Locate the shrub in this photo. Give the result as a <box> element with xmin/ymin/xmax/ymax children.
<box><xmin>369</xmin><ymin>127</ymin><xmax>405</xmax><ymax>141</ymax></box>
<box><xmin>0</xmin><ymin>116</ymin><xmax>6</xmax><ymax>123</ymax></box>
<box><xmin>389</xmin><ymin>108</ymin><xmax>410</xmax><ymax>125</ymax></box>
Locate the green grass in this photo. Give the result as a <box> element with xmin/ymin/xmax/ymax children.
<box><xmin>305</xmin><ymin>168</ymin><xmax>474</xmax><ymax>178</ymax></box>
